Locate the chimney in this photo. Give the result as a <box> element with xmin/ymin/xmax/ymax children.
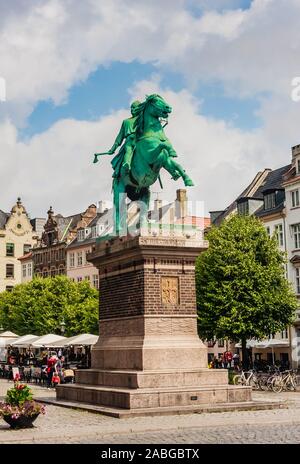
<box><xmin>175</xmin><ymin>189</ymin><xmax>187</xmax><ymax>219</ymax></box>
<box><xmin>98</xmin><ymin>201</ymin><xmax>109</xmax><ymax>214</ymax></box>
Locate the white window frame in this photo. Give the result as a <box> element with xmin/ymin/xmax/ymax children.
<box><xmin>292</xmin><ymin>224</ymin><xmax>300</xmax><ymax>249</ymax></box>
<box><xmin>291</xmin><ymin>189</ymin><xmax>300</xmax><ymax>208</ymax></box>
<box><xmin>69</xmin><ymin>252</ymin><xmax>75</xmax><ymax>268</ymax></box>
<box><xmin>77</xmin><ymin>251</ymin><xmax>83</xmax><ymax>266</ymax></box>
<box><xmin>275</xmin><ymin>224</ymin><xmax>284</xmax><ymax>247</ymax></box>
<box><xmin>296</xmin><ymin>268</ymin><xmax>300</xmax><ymax>294</ymax></box>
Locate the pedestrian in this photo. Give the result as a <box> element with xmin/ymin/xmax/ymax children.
<box><xmin>46</xmin><ymin>353</ymin><xmax>57</xmax><ymax>388</ymax></box>
<box><xmin>52</xmin><ymin>371</ymin><xmax>61</xmax><ymax>388</ymax></box>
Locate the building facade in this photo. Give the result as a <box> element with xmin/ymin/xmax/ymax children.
<box><xmin>0</xmin><ymin>198</ymin><xmax>38</xmax><ymax>292</ymax></box>
<box><xmin>32</xmin><ymin>204</ymin><xmax>97</xmax><ymax>278</ymax></box>
<box><xmin>210</xmin><ymin>145</ymin><xmax>300</xmax><ymax>368</ymax></box>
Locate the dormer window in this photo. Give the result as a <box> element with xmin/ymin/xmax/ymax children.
<box><xmin>237</xmin><ymin>199</ymin><xmax>249</xmax><ymax>216</ymax></box>
<box><xmin>77</xmin><ymin>229</ymin><xmax>85</xmax><ymax>241</ymax></box>
<box><xmin>264</xmin><ymin>192</ymin><xmax>276</xmax><ymax>210</ymax></box>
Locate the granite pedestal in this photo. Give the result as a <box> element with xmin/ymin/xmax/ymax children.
<box><xmin>57</xmin><ymin>232</ymin><xmax>252</xmax><ymax>415</ymax></box>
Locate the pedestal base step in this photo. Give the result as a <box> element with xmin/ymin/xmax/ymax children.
<box><xmin>76</xmin><ymin>368</ymin><xmax>228</xmax><ymax>389</ymax></box>
<box><xmin>56</xmin><ymin>383</ymin><xmax>252</xmax><ymax>410</ymax></box>
<box><xmin>40</xmin><ymin>396</ymin><xmax>286</xmax><ymax>419</ymax></box>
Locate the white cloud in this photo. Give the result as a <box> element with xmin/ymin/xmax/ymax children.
<box><xmin>0</xmin><ymin>0</ymin><xmax>300</xmax><ymax>217</ymax></box>
<box><xmin>0</xmin><ymin>78</ymin><xmax>292</xmax><ymax>218</ymax></box>
<box><xmin>1</xmin><ymin>0</ymin><xmax>300</xmax><ymax>122</ymax></box>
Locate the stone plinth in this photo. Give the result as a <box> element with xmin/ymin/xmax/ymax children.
<box><xmin>57</xmin><ymin>233</ymin><xmax>252</xmax><ymax>414</ymax></box>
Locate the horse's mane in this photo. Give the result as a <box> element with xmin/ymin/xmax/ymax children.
<box><xmin>134</xmin><ymin>94</ymin><xmax>163</xmax><ymax>137</ymax></box>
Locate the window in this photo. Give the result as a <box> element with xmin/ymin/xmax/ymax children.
<box><xmin>6</xmin><ymin>286</ymin><xmax>14</xmax><ymax>292</ymax></box>
<box><xmin>93</xmin><ymin>274</ymin><xmax>99</xmax><ymax>289</ymax></box>
<box><xmin>77</xmin><ymin>229</ymin><xmax>85</xmax><ymax>241</ymax></box>
<box><xmin>69</xmin><ymin>253</ymin><xmax>75</xmax><ymax>268</ymax></box>
<box><xmin>296</xmin><ymin>268</ymin><xmax>300</xmax><ymax>294</ymax></box>
<box><xmin>77</xmin><ymin>277</ymin><xmax>82</xmax><ymax>282</ymax></box>
<box><xmin>23</xmin><ymin>244</ymin><xmax>31</xmax><ymax>254</ymax></box>
<box><xmin>237</xmin><ymin>201</ymin><xmax>249</xmax><ymax>216</ymax></box>
<box><xmin>291</xmin><ymin>190</ymin><xmax>300</xmax><ymax>208</ymax></box>
<box><xmin>92</xmin><ymin>226</ymin><xmax>97</xmax><ymax>238</ymax></box>
<box><xmin>58</xmin><ymin>266</ymin><xmax>65</xmax><ymax>275</ymax></box>
<box><xmin>22</xmin><ymin>264</ymin><xmax>26</xmax><ymax>278</ymax></box>
<box><xmin>292</xmin><ymin>224</ymin><xmax>300</xmax><ymax>249</ymax></box>
<box><xmin>218</xmin><ymin>339</ymin><xmax>224</xmax><ymax>348</ymax></box>
<box><xmin>266</xmin><ymin>226</ymin><xmax>270</xmax><ymax>236</ymax></box>
<box><xmin>27</xmin><ymin>263</ymin><xmax>32</xmax><ymax>277</ymax></box>
<box><xmin>264</xmin><ymin>193</ymin><xmax>276</xmax><ymax>210</ymax></box>
<box><xmin>6</xmin><ymin>243</ymin><xmax>14</xmax><ymax>257</ymax></box>
<box><xmin>297</xmin><ymin>159</ymin><xmax>300</xmax><ymax>174</ymax></box>
<box><xmin>84</xmin><ymin>275</ymin><xmax>90</xmax><ymax>281</ymax></box>
<box><xmin>77</xmin><ymin>251</ymin><xmax>83</xmax><ymax>266</ymax></box>
<box><xmin>207</xmin><ymin>340</ymin><xmax>215</xmax><ymax>348</ymax></box>
<box><xmin>6</xmin><ymin>264</ymin><xmax>14</xmax><ymax>278</ymax></box>
<box><xmin>275</xmin><ymin>224</ymin><xmax>284</xmax><ymax>247</ymax></box>
<box><xmin>281</xmin><ymin>329</ymin><xmax>288</xmax><ymax>339</ymax></box>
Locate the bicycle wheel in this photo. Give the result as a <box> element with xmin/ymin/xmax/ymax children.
<box><xmin>233</xmin><ymin>375</ymin><xmax>243</xmax><ymax>385</ymax></box>
<box><xmin>271</xmin><ymin>376</ymin><xmax>283</xmax><ymax>393</ymax></box>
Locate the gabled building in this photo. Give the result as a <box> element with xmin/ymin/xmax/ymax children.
<box><xmin>0</xmin><ymin>198</ymin><xmax>38</xmax><ymax>292</ymax></box>
<box><xmin>66</xmin><ymin>208</ymin><xmax>112</xmax><ymax>288</ymax></box>
<box><xmin>32</xmin><ymin>204</ymin><xmax>97</xmax><ymax>278</ymax></box>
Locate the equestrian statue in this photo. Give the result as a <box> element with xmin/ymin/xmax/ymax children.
<box><xmin>93</xmin><ymin>94</ymin><xmax>194</xmax><ymax>234</ymax></box>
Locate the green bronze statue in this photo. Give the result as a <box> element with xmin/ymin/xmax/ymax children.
<box><xmin>93</xmin><ymin>94</ymin><xmax>194</xmax><ymax>235</ymax></box>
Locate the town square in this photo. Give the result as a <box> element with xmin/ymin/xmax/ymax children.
<box><xmin>1</xmin><ymin>0</ymin><xmax>300</xmax><ymax>451</ymax></box>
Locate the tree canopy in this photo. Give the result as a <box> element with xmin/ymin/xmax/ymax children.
<box><xmin>0</xmin><ymin>276</ymin><xmax>99</xmax><ymax>336</ymax></box>
<box><xmin>196</xmin><ymin>215</ymin><xmax>297</xmax><ymax>346</ymax></box>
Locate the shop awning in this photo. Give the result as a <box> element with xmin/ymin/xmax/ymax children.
<box><xmin>50</xmin><ymin>333</ymin><xmax>98</xmax><ymax>347</ymax></box>
<box><xmin>10</xmin><ymin>335</ymin><xmax>40</xmax><ymax>347</ymax></box>
<box><xmin>31</xmin><ymin>334</ymin><xmax>67</xmax><ymax>347</ymax></box>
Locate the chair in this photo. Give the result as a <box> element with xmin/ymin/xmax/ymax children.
<box><xmin>23</xmin><ymin>367</ymin><xmax>32</xmax><ymax>382</ymax></box>
<box><xmin>63</xmin><ymin>369</ymin><xmax>74</xmax><ymax>383</ymax></box>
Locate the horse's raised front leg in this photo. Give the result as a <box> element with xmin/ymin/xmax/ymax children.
<box><xmin>154</xmin><ymin>147</ymin><xmax>194</xmax><ymax>187</ymax></box>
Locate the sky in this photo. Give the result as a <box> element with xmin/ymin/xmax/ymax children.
<box><xmin>1</xmin><ymin>0</ymin><xmax>300</xmax><ymax>218</ymax></box>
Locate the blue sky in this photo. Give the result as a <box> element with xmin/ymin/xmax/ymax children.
<box><xmin>21</xmin><ymin>60</ymin><xmax>262</xmax><ymax>140</ymax></box>
<box><xmin>1</xmin><ymin>0</ymin><xmax>300</xmax><ymax>217</ymax></box>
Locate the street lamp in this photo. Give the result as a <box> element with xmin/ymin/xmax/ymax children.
<box><xmin>60</xmin><ymin>317</ymin><xmax>66</xmax><ymax>335</ymax></box>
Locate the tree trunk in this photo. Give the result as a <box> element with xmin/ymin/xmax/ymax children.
<box><xmin>241</xmin><ymin>337</ymin><xmax>248</xmax><ymax>370</ymax></box>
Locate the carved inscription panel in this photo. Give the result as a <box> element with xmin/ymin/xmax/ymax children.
<box><xmin>161</xmin><ymin>276</ymin><xmax>179</xmax><ymax>305</ymax></box>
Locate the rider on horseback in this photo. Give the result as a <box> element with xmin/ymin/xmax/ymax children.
<box><xmin>93</xmin><ymin>100</ymin><xmax>140</xmax><ymax>178</ymax></box>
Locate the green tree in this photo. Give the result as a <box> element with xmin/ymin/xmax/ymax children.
<box><xmin>196</xmin><ymin>215</ymin><xmax>297</xmax><ymax>367</ymax></box>
<box><xmin>0</xmin><ymin>276</ymin><xmax>99</xmax><ymax>336</ymax></box>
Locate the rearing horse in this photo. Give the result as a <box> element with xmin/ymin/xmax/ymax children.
<box><xmin>112</xmin><ymin>94</ymin><xmax>194</xmax><ymax>234</ymax></box>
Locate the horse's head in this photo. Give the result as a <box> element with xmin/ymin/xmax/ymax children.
<box><xmin>135</xmin><ymin>94</ymin><xmax>172</xmax><ymax>136</ymax></box>
<box><xmin>145</xmin><ymin>94</ymin><xmax>172</xmax><ymax>119</ymax></box>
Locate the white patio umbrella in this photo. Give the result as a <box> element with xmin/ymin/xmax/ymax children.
<box><xmin>10</xmin><ymin>335</ymin><xmax>40</xmax><ymax>347</ymax></box>
<box><xmin>50</xmin><ymin>333</ymin><xmax>98</xmax><ymax>347</ymax></box>
<box><xmin>31</xmin><ymin>334</ymin><xmax>67</xmax><ymax>348</ymax></box>
<box><xmin>235</xmin><ymin>340</ymin><xmax>257</xmax><ymax>349</ymax></box>
<box><xmin>64</xmin><ymin>334</ymin><xmax>98</xmax><ymax>346</ymax></box>
<box><xmin>0</xmin><ymin>331</ymin><xmax>19</xmax><ymax>338</ymax></box>
<box><xmin>254</xmin><ymin>339</ymin><xmax>290</xmax><ymax>365</ymax></box>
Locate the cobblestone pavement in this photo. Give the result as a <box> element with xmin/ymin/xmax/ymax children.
<box><xmin>1</xmin><ymin>380</ymin><xmax>300</xmax><ymax>444</ymax></box>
